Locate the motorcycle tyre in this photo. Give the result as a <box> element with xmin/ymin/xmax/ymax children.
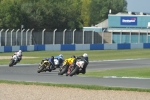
<box><xmin>69</xmin><ymin>66</ymin><xmax>79</xmax><ymax>76</ymax></box>
<box><xmin>9</xmin><ymin>59</ymin><xmax>14</xmax><ymax>67</ymax></box>
<box><xmin>37</xmin><ymin>65</ymin><xmax>45</xmax><ymax>73</ymax></box>
<box><xmin>58</xmin><ymin>65</ymin><xmax>68</xmax><ymax>75</ymax></box>
<box><xmin>52</xmin><ymin>67</ymin><xmax>56</xmax><ymax>70</ymax></box>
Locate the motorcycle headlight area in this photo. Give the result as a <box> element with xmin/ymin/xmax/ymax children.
<box><xmin>54</xmin><ymin>59</ymin><xmax>59</xmax><ymax>65</ymax></box>
<box><xmin>13</xmin><ymin>55</ymin><xmax>17</xmax><ymax>60</ymax></box>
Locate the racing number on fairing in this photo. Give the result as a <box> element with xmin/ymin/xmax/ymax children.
<box><xmin>76</xmin><ymin>61</ymin><xmax>84</xmax><ymax>68</ymax></box>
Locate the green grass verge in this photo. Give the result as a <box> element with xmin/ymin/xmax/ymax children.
<box><xmin>80</xmin><ymin>67</ymin><xmax>150</xmax><ymax>78</ymax></box>
<box><xmin>0</xmin><ymin>80</ymin><xmax>150</xmax><ymax>92</ymax></box>
<box><xmin>1</xmin><ymin>49</ymin><xmax>150</xmax><ymax>91</ymax></box>
<box><xmin>0</xmin><ymin>49</ymin><xmax>150</xmax><ymax>64</ymax></box>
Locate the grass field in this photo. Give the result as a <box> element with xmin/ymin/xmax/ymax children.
<box><xmin>0</xmin><ymin>80</ymin><xmax>150</xmax><ymax>92</ymax></box>
<box><xmin>0</xmin><ymin>49</ymin><xmax>150</xmax><ymax>64</ymax></box>
<box><xmin>80</xmin><ymin>67</ymin><xmax>150</xmax><ymax>78</ymax></box>
<box><xmin>1</xmin><ymin>49</ymin><xmax>150</xmax><ymax>91</ymax></box>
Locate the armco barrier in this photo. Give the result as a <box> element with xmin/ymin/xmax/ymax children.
<box><xmin>0</xmin><ymin>43</ymin><xmax>150</xmax><ymax>52</ymax></box>
<box><xmin>117</xmin><ymin>43</ymin><xmax>130</xmax><ymax>50</ymax></box>
<box><xmin>61</xmin><ymin>44</ymin><xmax>75</xmax><ymax>51</ymax></box>
<box><xmin>34</xmin><ymin>45</ymin><xmax>45</xmax><ymax>51</ymax></box>
<box><xmin>90</xmin><ymin>44</ymin><xmax>104</xmax><ymax>50</ymax></box>
<box><xmin>143</xmin><ymin>43</ymin><xmax>150</xmax><ymax>48</ymax></box>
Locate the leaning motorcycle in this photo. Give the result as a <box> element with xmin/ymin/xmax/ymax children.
<box><xmin>58</xmin><ymin>59</ymin><xmax>69</xmax><ymax>75</ymax></box>
<box><xmin>69</xmin><ymin>60</ymin><xmax>85</xmax><ymax>76</ymax></box>
<box><xmin>9</xmin><ymin>55</ymin><xmax>18</xmax><ymax>67</ymax></box>
<box><xmin>37</xmin><ymin>59</ymin><xmax>52</xmax><ymax>73</ymax></box>
<box><xmin>53</xmin><ymin>58</ymin><xmax>63</xmax><ymax>70</ymax></box>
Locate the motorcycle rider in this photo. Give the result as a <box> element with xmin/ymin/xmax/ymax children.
<box><xmin>65</xmin><ymin>55</ymin><xmax>76</xmax><ymax>76</ymax></box>
<box><xmin>54</xmin><ymin>54</ymin><xmax>64</xmax><ymax>67</ymax></box>
<box><xmin>47</xmin><ymin>56</ymin><xmax>55</xmax><ymax>70</ymax></box>
<box><xmin>59</xmin><ymin>55</ymin><xmax>76</xmax><ymax>75</ymax></box>
<box><xmin>13</xmin><ymin>50</ymin><xmax>22</xmax><ymax>62</ymax></box>
<box><xmin>40</xmin><ymin>56</ymin><xmax>55</xmax><ymax>71</ymax></box>
<box><xmin>73</xmin><ymin>53</ymin><xmax>89</xmax><ymax>74</ymax></box>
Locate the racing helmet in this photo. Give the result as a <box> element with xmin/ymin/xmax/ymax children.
<box><xmin>59</xmin><ymin>54</ymin><xmax>63</xmax><ymax>58</ymax></box>
<box><xmin>18</xmin><ymin>50</ymin><xmax>22</xmax><ymax>53</ymax></box>
<box><xmin>83</xmin><ymin>53</ymin><xmax>88</xmax><ymax>57</ymax></box>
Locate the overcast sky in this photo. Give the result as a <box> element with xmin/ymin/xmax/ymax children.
<box><xmin>126</xmin><ymin>0</ymin><xmax>150</xmax><ymax>13</ymax></box>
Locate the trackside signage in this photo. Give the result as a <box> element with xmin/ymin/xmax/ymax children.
<box><xmin>120</xmin><ymin>17</ymin><xmax>137</xmax><ymax>25</ymax></box>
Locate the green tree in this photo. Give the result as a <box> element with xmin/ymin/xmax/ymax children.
<box><xmin>0</xmin><ymin>0</ymin><xmax>25</xmax><ymax>29</ymax></box>
<box><xmin>81</xmin><ymin>0</ymin><xmax>91</xmax><ymax>26</ymax></box>
<box><xmin>89</xmin><ymin>0</ymin><xmax>127</xmax><ymax>26</ymax></box>
<box><xmin>0</xmin><ymin>0</ymin><xmax>127</xmax><ymax>30</ymax></box>
<box><xmin>49</xmin><ymin>0</ymin><xmax>83</xmax><ymax>30</ymax></box>
<box><xmin>20</xmin><ymin>0</ymin><xmax>83</xmax><ymax>30</ymax></box>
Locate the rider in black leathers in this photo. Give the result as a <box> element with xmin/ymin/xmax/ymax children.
<box><xmin>73</xmin><ymin>53</ymin><xmax>89</xmax><ymax>74</ymax></box>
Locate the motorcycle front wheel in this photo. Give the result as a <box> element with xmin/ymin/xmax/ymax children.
<box><xmin>58</xmin><ymin>65</ymin><xmax>68</xmax><ymax>75</ymax></box>
<box><xmin>69</xmin><ymin>66</ymin><xmax>79</xmax><ymax>76</ymax></box>
<box><xmin>37</xmin><ymin>65</ymin><xmax>45</xmax><ymax>73</ymax></box>
<box><xmin>9</xmin><ymin>59</ymin><xmax>14</xmax><ymax>67</ymax></box>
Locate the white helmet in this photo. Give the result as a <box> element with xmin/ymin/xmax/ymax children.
<box><xmin>18</xmin><ymin>50</ymin><xmax>22</xmax><ymax>53</ymax></box>
<box><xmin>59</xmin><ymin>54</ymin><xmax>63</xmax><ymax>58</ymax></box>
<box><xmin>83</xmin><ymin>53</ymin><xmax>88</xmax><ymax>57</ymax></box>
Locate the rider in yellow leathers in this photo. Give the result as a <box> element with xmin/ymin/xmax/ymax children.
<box><xmin>60</xmin><ymin>55</ymin><xmax>76</xmax><ymax>75</ymax></box>
<box><xmin>65</xmin><ymin>55</ymin><xmax>76</xmax><ymax>65</ymax></box>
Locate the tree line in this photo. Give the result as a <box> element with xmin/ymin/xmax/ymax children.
<box><xmin>0</xmin><ymin>0</ymin><xmax>127</xmax><ymax>31</ymax></box>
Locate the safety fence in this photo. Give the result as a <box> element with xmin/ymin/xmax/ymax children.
<box><xmin>1</xmin><ymin>43</ymin><xmax>150</xmax><ymax>52</ymax></box>
<box><xmin>0</xmin><ymin>29</ymin><xmax>110</xmax><ymax>46</ymax></box>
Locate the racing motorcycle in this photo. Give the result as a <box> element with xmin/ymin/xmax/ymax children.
<box><xmin>9</xmin><ymin>55</ymin><xmax>19</xmax><ymax>67</ymax></box>
<box><xmin>58</xmin><ymin>59</ymin><xmax>69</xmax><ymax>75</ymax></box>
<box><xmin>68</xmin><ymin>59</ymin><xmax>85</xmax><ymax>76</ymax></box>
<box><xmin>37</xmin><ymin>59</ymin><xmax>52</xmax><ymax>73</ymax></box>
<box><xmin>53</xmin><ymin>58</ymin><xmax>63</xmax><ymax>70</ymax></box>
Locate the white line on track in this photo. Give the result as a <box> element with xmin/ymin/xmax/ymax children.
<box><xmin>79</xmin><ymin>76</ymin><xmax>150</xmax><ymax>79</ymax></box>
<box><xmin>103</xmin><ymin>76</ymin><xmax>150</xmax><ymax>79</ymax></box>
<box><xmin>90</xmin><ymin>58</ymin><xmax>146</xmax><ymax>62</ymax></box>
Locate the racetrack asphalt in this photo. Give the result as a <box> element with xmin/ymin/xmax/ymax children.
<box><xmin>0</xmin><ymin>58</ymin><xmax>150</xmax><ymax>89</ymax></box>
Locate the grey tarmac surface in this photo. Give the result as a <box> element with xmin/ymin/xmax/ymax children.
<box><xmin>0</xmin><ymin>58</ymin><xmax>150</xmax><ymax>89</ymax></box>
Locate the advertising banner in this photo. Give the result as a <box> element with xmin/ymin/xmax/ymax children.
<box><xmin>120</xmin><ymin>17</ymin><xmax>137</xmax><ymax>25</ymax></box>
